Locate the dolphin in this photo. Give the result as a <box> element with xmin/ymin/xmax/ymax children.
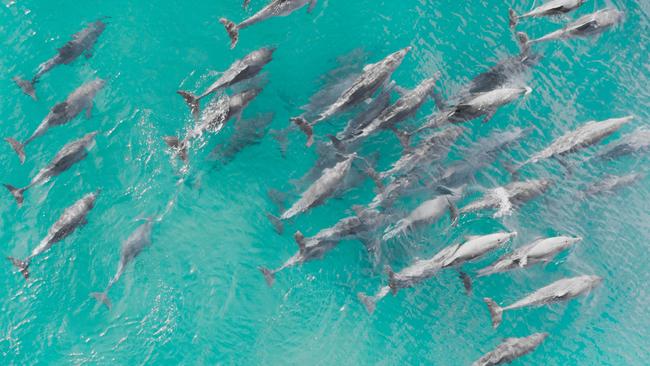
<box><xmin>291</xmin><ymin>47</ymin><xmax>411</xmax><ymax>146</ymax></box>
<box><xmin>164</xmin><ymin>87</ymin><xmax>262</xmax><ymax>161</ymax></box>
<box><xmin>357</xmin><ymin>243</ymin><xmax>461</xmax><ymax>313</ymax></box>
<box><xmin>516</xmin><ymin>115</ymin><xmax>634</xmax><ymax>171</ymax></box>
<box><xmin>177</xmin><ymin>47</ymin><xmax>275</xmax><ymax>115</ymax></box>
<box><xmin>91</xmin><ymin>219</ymin><xmax>153</xmax><ymax>309</ymax></box>
<box><xmin>595</xmin><ymin>127</ymin><xmax>650</xmax><ymax>161</ymax></box>
<box><xmin>484</xmin><ymin>275</ymin><xmax>602</xmax><ymax>328</ymax></box>
<box><xmin>382</xmin><ymin>188</ymin><xmax>461</xmax><ymax>241</ymax></box>
<box><xmin>7</xmin><ymin>191</ymin><xmax>98</xmax><ymax>279</ymax></box>
<box><xmin>6</xmin><ymin>79</ymin><xmax>105</xmax><ymax>163</ymax></box>
<box><xmin>220</xmin><ymin>0</ymin><xmax>317</xmax><ymax>48</ymax></box>
<box><xmin>509</xmin><ymin>0</ymin><xmax>587</xmax><ymax>27</ymax></box>
<box><xmin>208</xmin><ymin>112</ymin><xmax>275</xmax><ymax>165</ymax></box>
<box><xmin>516</xmin><ymin>8</ymin><xmax>624</xmax><ymax>48</ymax></box>
<box><xmin>460</xmin><ymin>179</ymin><xmax>553</xmax><ymax>218</ymax></box>
<box><xmin>472</xmin><ymin>332</ymin><xmax>548</xmax><ymax>366</ymax></box>
<box><xmin>477</xmin><ymin>236</ymin><xmax>582</xmax><ymax>277</ymax></box>
<box><xmin>582</xmin><ymin>173</ymin><xmax>643</xmax><ymax>197</ymax></box>
<box><xmin>4</xmin><ymin>132</ymin><xmax>98</xmax><ymax>206</ymax></box>
<box><xmin>419</xmin><ymin>86</ymin><xmax>532</xmax><ymax>131</ymax></box>
<box><xmin>14</xmin><ymin>19</ymin><xmax>106</xmax><ymax>100</ymax></box>
<box><xmin>465</xmin><ymin>52</ymin><xmax>541</xmax><ymax>94</ymax></box>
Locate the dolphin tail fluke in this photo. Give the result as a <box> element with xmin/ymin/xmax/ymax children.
<box><xmin>177</xmin><ymin>91</ymin><xmax>200</xmax><ymax>117</ymax></box>
<box><xmin>484</xmin><ymin>297</ymin><xmax>503</xmax><ymax>329</ymax></box>
<box><xmin>13</xmin><ymin>76</ymin><xmax>37</xmax><ymax>100</ymax></box>
<box><xmin>385</xmin><ymin>265</ymin><xmax>398</xmax><ymax>295</ymax></box>
<box><xmin>390</xmin><ymin>127</ymin><xmax>411</xmax><ymax>151</ymax></box>
<box><xmin>508</xmin><ymin>9</ymin><xmax>519</xmax><ymax>28</ymax></box>
<box><xmin>290</xmin><ymin>117</ymin><xmax>314</xmax><ymax>147</ymax></box>
<box><xmin>258</xmin><ymin>267</ymin><xmax>275</xmax><ymax>287</ymax></box>
<box><xmin>447</xmin><ymin>198</ymin><xmax>459</xmax><ymax>227</ymax></box>
<box><xmin>164</xmin><ymin>136</ymin><xmax>188</xmax><ymax>162</ymax></box>
<box><xmin>7</xmin><ymin>257</ymin><xmax>29</xmax><ymax>279</ymax></box>
<box><xmin>219</xmin><ymin>18</ymin><xmax>239</xmax><ymax>49</ymax></box>
<box><xmin>357</xmin><ymin>292</ymin><xmax>377</xmax><ymax>314</ymax></box>
<box><xmin>5</xmin><ymin>138</ymin><xmax>26</xmax><ymax>164</ymax></box>
<box><xmin>4</xmin><ymin>184</ymin><xmax>25</xmax><ymax>206</ymax></box>
<box><xmin>242</xmin><ymin>0</ymin><xmax>250</xmax><ymax>9</ymax></box>
<box><xmin>459</xmin><ymin>271</ymin><xmax>472</xmax><ymax>295</ymax></box>
<box><xmin>516</xmin><ymin>32</ymin><xmax>532</xmax><ymax>54</ymax></box>
<box><xmin>91</xmin><ymin>291</ymin><xmax>112</xmax><ymax>309</ymax></box>
<box><xmin>266</xmin><ymin>213</ymin><xmax>284</xmax><ymax>235</ymax></box>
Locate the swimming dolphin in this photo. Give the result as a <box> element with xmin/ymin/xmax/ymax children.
<box><xmin>291</xmin><ymin>47</ymin><xmax>411</xmax><ymax>146</ymax></box>
<box><xmin>177</xmin><ymin>47</ymin><xmax>275</xmax><ymax>115</ymax></box>
<box><xmin>484</xmin><ymin>275</ymin><xmax>602</xmax><ymax>328</ymax></box>
<box><xmin>595</xmin><ymin>127</ymin><xmax>650</xmax><ymax>161</ymax></box>
<box><xmin>357</xmin><ymin>243</ymin><xmax>461</xmax><ymax>313</ymax></box>
<box><xmin>91</xmin><ymin>219</ymin><xmax>153</xmax><ymax>309</ymax></box>
<box><xmin>472</xmin><ymin>332</ymin><xmax>548</xmax><ymax>366</ymax></box>
<box><xmin>208</xmin><ymin>112</ymin><xmax>275</xmax><ymax>165</ymax></box>
<box><xmin>582</xmin><ymin>173</ymin><xmax>643</xmax><ymax>197</ymax></box>
<box><xmin>460</xmin><ymin>179</ymin><xmax>553</xmax><ymax>218</ymax></box>
<box><xmin>509</xmin><ymin>0</ymin><xmax>587</xmax><ymax>27</ymax></box>
<box><xmin>7</xmin><ymin>191</ymin><xmax>98</xmax><ymax>279</ymax></box>
<box><xmin>14</xmin><ymin>19</ymin><xmax>106</xmax><ymax>99</ymax></box>
<box><xmin>465</xmin><ymin>52</ymin><xmax>541</xmax><ymax>94</ymax></box>
<box><xmin>165</xmin><ymin>87</ymin><xmax>262</xmax><ymax>161</ymax></box>
<box><xmin>4</xmin><ymin>132</ymin><xmax>98</xmax><ymax>206</ymax></box>
<box><xmin>220</xmin><ymin>0</ymin><xmax>317</xmax><ymax>48</ymax></box>
<box><xmin>6</xmin><ymin>79</ymin><xmax>105</xmax><ymax>163</ymax></box>
<box><xmin>477</xmin><ymin>236</ymin><xmax>582</xmax><ymax>277</ymax></box>
<box><xmin>515</xmin><ymin>115</ymin><xmax>634</xmax><ymax>171</ymax></box>
<box><xmin>516</xmin><ymin>8</ymin><xmax>624</xmax><ymax>48</ymax></box>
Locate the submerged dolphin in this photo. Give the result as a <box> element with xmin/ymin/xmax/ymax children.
<box><xmin>509</xmin><ymin>0</ymin><xmax>587</xmax><ymax>27</ymax></box>
<box><xmin>14</xmin><ymin>19</ymin><xmax>106</xmax><ymax>99</ymax></box>
<box><xmin>6</xmin><ymin>79</ymin><xmax>105</xmax><ymax>163</ymax></box>
<box><xmin>477</xmin><ymin>236</ymin><xmax>582</xmax><ymax>277</ymax></box>
<box><xmin>465</xmin><ymin>52</ymin><xmax>541</xmax><ymax>94</ymax></box>
<box><xmin>484</xmin><ymin>275</ymin><xmax>602</xmax><ymax>328</ymax></box>
<box><xmin>472</xmin><ymin>333</ymin><xmax>548</xmax><ymax>366</ymax></box>
<box><xmin>460</xmin><ymin>179</ymin><xmax>553</xmax><ymax>218</ymax></box>
<box><xmin>91</xmin><ymin>219</ymin><xmax>154</xmax><ymax>309</ymax></box>
<box><xmin>177</xmin><ymin>47</ymin><xmax>275</xmax><ymax>115</ymax></box>
<box><xmin>7</xmin><ymin>191</ymin><xmax>98</xmax><ymax>279</ymax></box>
<box><xmin>595</xmin><ymin>127</ymin><xmax>650</xmax><ymax>161</ymax></box>
<box><xmin>582</xmin><ymin>173</ymin><xmax>643</xmax><ymax>197</ymax></box>
<box><xmin>208</xmin><ymin>113</ymin><xmax>275</xmax><ymax>165</ymax></box>
<box><xmin>291</xmin><ymin>47</ymin><xmax>411</xmax><ymax>146</ymax></box>
<box><xmin>4</xmin><ymin>132</ymin><xmax>98</xmax><ymax>206</ymax></box>
<box><xmin>220</xmin><ymin>0</ymin><xmax>317</xmax><ymax>48</ymax></box>
<box><xmin>517</xmin><ymin>8</ymin><xmax>624</xmax><ymax>47</ymax></box>
<box><xmin>357</xmin><ymin>243</ymin><xmax>461</xmax><ymax>313</ymax></box>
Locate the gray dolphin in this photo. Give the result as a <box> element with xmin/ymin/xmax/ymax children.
<box><xmin>583</xmin><ymin>173</ymin><xmax>643</xmax><ymax>197</ymax></box>
<box><xmin>516</xmin><ymin>115</ymin><xmax>634</xmax><ymax>171</ymax></box>
<box><xmin>473</xmin><ymin>332</ymin><xmax>548</xmax><ymax>366</ymax></box>
<box><xmin>177</xmin><ymin>47</ymin><xmax>275</xmax><ymax>115</ymax></box>
<box><xmin>291</xmin><ymin>47</ymin><xmax>411</xmax><ymax>146</ymax></box>
<box><xmin>509</xmin><ymin>0</ymin><xmax>587</xmax><ymax>27</ymax></box>
<box><xmin>484</xmin><ymin>275</ymin><xmax>602</xmax><ymax>328</ymax></box>
<box><xmin>4</xmin><ymin>132</ymin><xmax>98</xmax><ymax>206</ymax></box>
<box><xmin>91</xmin><ymin>219</ymin><xmax>154</xmax><ymax>309</ymax></box>
<box><xmin>357</xmin><ymin>243</ymin><xmax>461</xmax><ymax>313</ymax></box>
<box><xmin>595</xmin><ymin>127</ymin><xmax>650</xmax><ymax>161</ymax></box>
<box><xmin>7</xmin><ymin>191</ymin><xmax>98</xmax><ymax>279</ymax></box>
<box><xmin>517</xmin><ymin>8</ymin><xmax>624</xmax><ymax>48</ymax></box>
<box><xmin>460</xmin><ymin>179</ymin><xmax>553</xmax><ymax>218</ymax></box>
<box><xmin>477</xmin><ymin>236</ymin><xmax>582</xmax><ymax>277</ymax></box>
<box><xmin>164</xmin><ymin>87</ymin><xmax>262</xmax><ymax>161</ymax></box>
<box><xmin>220</xmin><ymin>0</ymin><xmax>317</xmax><ymax>48</ymax></box>
<box><xmin>465</xmin><ymin>52</ymin><xmax>541</xmax><ymax>94</ymax></box>
<box><xmin>6</xmin><ymin>79</ymin><xmax>105</xmax><ymax>163</ymax></box>
<box><xmin>14</xmin><ymin>19</ymin><xmax>106</xmax><ymax>100</ymax></box>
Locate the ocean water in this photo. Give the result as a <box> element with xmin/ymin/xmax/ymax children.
<box><xmin>1</xmin><ymin>0</ymin><xmax>649</xmax><ymax>365</ymax></box>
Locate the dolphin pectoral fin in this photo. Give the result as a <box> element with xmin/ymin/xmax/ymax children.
<box><xmin>85</xmin><ymin>103</ymin><xmax>93</xmax><ymax>119</ymax></box>
<box><xmin>258</xmin><ymin>267</ymin><xmax>276</xmax><ymax>287</ymax></box>
<box><xmin>13</xmin><ymin>76</ymin><xmax>37</xmax><ymax>100</ymax></box>
<box><xmin>447</xmin><ymin>198</ymin><xmax>459</xmax><ymax>227</ymax></box>
<box><xmin>308</xmin><ymin>0</ymin><xmax>318</xmax><ymax>13</ymax></box>
<box><xmin>459</xmin><ymin>271</ymin><xmax>472</xmax><ymax>295</ymax></box>
<box><xmin>219</xmin><ymin>18</ymin><xmax>239</xmax><ymax>49</ymax></box>
<box><xmin>91</xmin><ymin>291</ymin><xmax>112</xmax><ymax>309</ymax></box>
<box><xmin>5</xmin><ymin>138</ymin><xmax>26</xmax><ymax>164</ymax></box>
<box><xmin>8</xmin><ymin>257</ymin><xmax>29</xmax><ymax>280</ymax></box>
<box><xmin>553</xmin><ymin>156</ymin><xmax>573</xmax><ymax>177</ymax></box>
<box><xmin>482</xmin><ymin>110</ymin><xmax>496</xmax><ymax>124</ymax></box>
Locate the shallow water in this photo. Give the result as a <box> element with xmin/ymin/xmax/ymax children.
<box><xmin>1</xmin><ymin>0</ymin><xmax>649</xmax><ymax>365</ymax></box>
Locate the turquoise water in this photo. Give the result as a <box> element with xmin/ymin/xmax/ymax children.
<box><xmin>1</xmin><ymin>0</ymin><xmax>649</xmax><ymax>364</ymax></box>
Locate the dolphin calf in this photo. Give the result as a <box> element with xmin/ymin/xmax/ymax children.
<box><xmin>7</xmin><ymin>191</ymin><xmax>98</xmax><ymax>279</ymax></box>
<box><xmin>516</xmin><ymin>115</ymin><xmax>634</xmax><ymax>171</ymax></box>
<box><xmin>582</xmin><ymin>173</ymin><xmax>643</xmax><ymax>197</ymax></box>
<box><xmin>477</xmin><ymin>236</ymin><xmax>582</xmax><ymax>277</ymax></box>
<box><xmin>165</xmin><ymin>87</ymin><xmax>262</xmax><ymax>161</ymax></box>
<box><xmin>595</xmin><ymin>127</ymin><xmax>650</xmax><ymax>161</ymax></box>
<box><xmin>6</xmin><ymin>79</ymin><xmax>105</xmax><ymax>163</ymax></box>
<box><xmin>382</xmin><ymin>188</ymin><xmax>461</xmax><ymax>241</ymax></box>
<box><xmin>220</xmin><ymin>0</ymin><xmax>317</xmax><ymax>48</ymax></box>
<box><xmin>509</xmin><ymin>0</ymin><xmax>587</xmax><ymax>27</ymax></box>
<box><xmin>460</xmin><ymin>179</ymin><xmax>552</xmax><ymax>218</ymax></box>
<box><xmin>517</xmin><ymin>8</ymin><xmax>624</xmax><ymax>47</ymax></box>
<box><xmin>177</xmin><ymin>47</ymin><xmax>275</xmax><ymax>115</ymax></box>
<box><xmin>91</xmin><ymin>219</ymin><xmax>153</xmax><ymax>309</ymax></box>
<box><xmin>472</xmin><ymin>332</ymin><xmax>548</xmax><ymax>366</ymax></box>
<box><xmin>14</xmin><ymin>19</ymin><xmax>106</xmax><ymax>99</ymax></box>
<box><xmin>357</xmin><ymin>243</ymin><xmax>461</xmax><ymax>313</ymax></box>
<box><xmin>419</xmin><ymin>86</ymin><xmax>532</xmax><ymax>131</ymax></box>
<box><xmin>484</xmin><ymin>275</ymin><xmax>602</xmax><ymax>328</ymax></box>
<box><xmin>4</xmin><ymin>132</ymin><xmax>98</xmax><ymax>206</ymax></box>
<box><xmin>291</xmin><ymin>47</ymin><xmax>411</xmax><ymax>146</ymax></box>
